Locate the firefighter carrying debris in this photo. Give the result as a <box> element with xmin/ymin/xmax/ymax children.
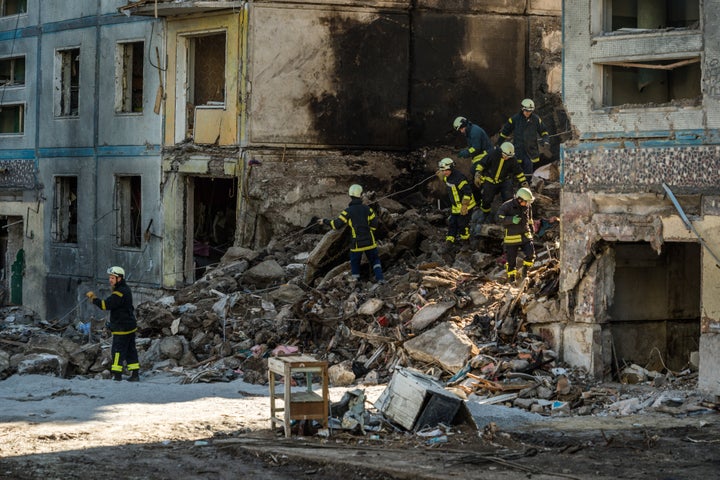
<box><xmin>497</xmin><ymin>187</ymin><xmax>535</xmax><ymax>283</ymax></box>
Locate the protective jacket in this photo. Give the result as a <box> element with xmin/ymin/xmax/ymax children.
<box><xmin>499</xmin><ymin>111</ymin><xmax>548</xmax><ymax>161</ymax></box>
<box><xmin>461</xmin><ymin>122</ymin><xmax>492</xmax><ymax>165</ymax></box>
<box><xmin>497</xmin><ymin>197</ymin><xmax>533</xmax><ymax>245</ymax></box>
<box><xmin>443</xmin><ymin>169</ymin><xmax>476</xmax><ymax>214</ymax></box>
<box><xmin>475</xmin><ymin>146</ymin><xmax>527</xmax><ymax>185</ymax></box>
<box><xmin>325</xmin><ymin>197</ymin><xmax>378</xmax><ymax>252</ymax></box>
<box><xmin>92</xmin><ymin>278</ymin><xmax>136</xmax><ymax>333</ymax></box>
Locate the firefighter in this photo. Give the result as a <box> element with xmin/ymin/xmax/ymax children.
<box><xmin>86</xmin><ymin>266</ymin><xmax>140</xmax><ymax>381</ymax></box>
<box><xmin>496</xmin><ymin>188</ymin><xmax>535</xmax><ymax>283</ymax></box>
<box><xmin>472</xmin><ymin>142</ymin><xmax>528</xmax><ymax>227</ymax></box>
<box><xmin>454</xmin><ymin>116</ymin><xmax>492</xmax><ymax>202</ymax></box>
<box><xmin>318</xmin><ymin>184</ymin><xmax>384</xmax><ymax>284</ymax></box>
<box><xmin>498</xmin><ymin>99</ymin><xmax>549</xmax><ymax>177</ymax></box>
<box><xmin>437</xmin><ymin>157</ymin><xmax>476</xmax><ymax>249</ymax></box>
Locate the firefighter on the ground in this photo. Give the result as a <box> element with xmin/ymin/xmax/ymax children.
<box><xmin>498</xmin><ymin>99</ymin><xmax>549</xmax><ymax>177</ymax></box>
<box><xmin>472</xmin><ymin>142</ymin><xmax>528</xmax><ymax>227</ymax></box>
<box><xmin>454</xmin><ymin>116</ymin><xmax>492</xmax><ymax>202</ymax></box>
<box><xmin>86</xmin><ymin>266</ymin><xmax>140</xmax><ymax>382</ymax></box>
<box><xmin>318</xmin><ymin>184</ymin><xmax>385</xmax><ymax>284</ymax></box>
<box><xmin>437</xmin><ymin>157</ymin><xmax>476</xmax><ymax>247</ymax></box>
<box><xmin>496</xmin><ymin>187</ymin><xmax>535</xmax><ymax>283</ymax></box>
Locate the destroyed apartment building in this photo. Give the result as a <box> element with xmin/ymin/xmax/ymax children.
<box><xmin>1</xmin><ymin>0</ymin><xmax>719</xmax><ymax>400</ymax></box>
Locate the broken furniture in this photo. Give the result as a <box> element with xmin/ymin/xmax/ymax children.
<box><xmin>375</xmin><ymin>367</ymin><xmax>469</xmax><ymax>431</ymax></box>
<box><xmin>268</xmin><ymin>354</ymin><xmax>329</xmax><ymax>438</ymax></box>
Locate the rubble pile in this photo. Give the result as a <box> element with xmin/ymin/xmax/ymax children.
<box><xmin>0</xmin><ymin>174</ymin><xmax>711</xmax><ymax>420</ymax></box>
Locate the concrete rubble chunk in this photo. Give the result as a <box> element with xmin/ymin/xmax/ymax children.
<box><xmin>358</xmin><ymin>298</ymin><xmax>384</xmax><ymax>316</ymax></box>
<box><xmin>409</xmin><ymin>301</ymin><xmax>455</xmax><ymax>331</ymax></box>
<box><xmin>17</xmin><ymin>353</ymin><xmax>68</xmax><ymax>377</ymax></box>
<box><xmin>221</xmin><ymin>246</ymin><xmax>259</xmax><ymax>264</ymax></box>
<box><xmin>242</xmin><ymin>259</ymin><xmax>286</xmax><ymax>287</ymax></box>
<box><xmin>403</xmin><ymin>322</ymin><xmax>477</xmax><ymax>373</ymax></box>
<box><xmin>267</xmin><ymin>283</ymin><xmax>306</xmax><ymax>304</ymax></box>
<box><xmin>329</xmin><ymin>361</ymin><xmax>356</xmax><ymax>386</ymax></box>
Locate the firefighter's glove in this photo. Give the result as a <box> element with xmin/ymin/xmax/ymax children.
<box><xmin>460</xmin><ymin>199</ymin><xmax>470</xmax><ymax>216</ymax></box>
<box><xmin>317</xmin><ymin>218</ymin><xmax>325</xmax><ymax>226</ymax></box>
<box><xmin>474</xmin><ymin>172</ymin><xmax>484</xmax><ymax>188</ymax></box>
<box><xmin>520</xmin><ymin>181</ymin><xmax>529</xmax><ymax>188</ymax></box>
<box><xmin>86</xmin><ymin>291</ymin><xmax>97</xmax><ymax>301</ymax></box>
<box><xmin>512</xmin><ymin>215</ymin><xmax>521</xmax><ymax>224</ymax></box>
<box><xmin>458</xmin><ymin>149</ymin><xmax>470</xmax><ymax>159</ymax></box>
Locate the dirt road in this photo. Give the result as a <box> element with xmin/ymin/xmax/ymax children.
<box><xmin>0</xmin><ymin>373</ymin><xmax>718</xmax><ymax>479</ymax></box>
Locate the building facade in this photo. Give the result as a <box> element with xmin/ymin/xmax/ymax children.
<box><xmin>560</xmin><ymin>0</ymin><xmax>720</xmax><ymax>396</ymax></box>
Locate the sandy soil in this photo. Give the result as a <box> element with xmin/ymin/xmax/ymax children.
<box><xmin>0</xmin><ymin>373</ymin><xmax>718</xmax><ymax>480</ymax></box>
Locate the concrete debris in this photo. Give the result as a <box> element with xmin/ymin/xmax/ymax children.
<box><xmin>0</xmin><ymin>178</ymin><xmax>714</xmax><ymax>424</ymax></box>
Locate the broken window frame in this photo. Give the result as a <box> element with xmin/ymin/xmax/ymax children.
<box><xmin>0</xmin><ymin>0</ymin><xmax>26</xmax><ymax>16</ymax></box>
<box><xmin>54</xmin><ymin>48</ymin><xmax>80</xmax><ymax>118</ymax></box>
<box><xmin>597</xmin><ymin>56</ymin><xmax>701</xmax><ymax>108</ymax></box>
<box><xmin>0</xmin><ymin>103</ymin><xmax>24</xmax><ymax>134</ymax></box>
<box><xmin>600</xmin><ymin>0</ymin><xmax>700</xmax><ymax>34</ymax></box>
<box><xmin>51</xmin><ymin>176</ymin><xmax>78</xmax><ymax>244</ymax></box>
<box><xmin>115</xmin><ymin>40</ymin><xmax>145</xmax><ymax>114</ymax></box>
<box><xmin>114</xmin><ymin>175</ymin><xmax>142</xmax><ymax>249</ymax></box>
<box><xmin>0</xmin><ymin>56</ymin><xmax>25</xmax><ymax>87</ymax></box>
<box><xmin>178</xmin><ymin>30</ymin><xmax>227</xmax><ymax>139</ymax></box>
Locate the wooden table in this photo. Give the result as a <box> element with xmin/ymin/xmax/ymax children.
<box><xmin>268</xmin><ymin>354</ymin><xmax>329</xmax><ymax>437</ymax></box>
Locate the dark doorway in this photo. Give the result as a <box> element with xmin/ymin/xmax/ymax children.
<box><xmin>188</xmin><ymin>177</ymin><xmax>236</xmax><ymax>281</ymax></box>
<box><xmin>609</xmin><ymin>242</ymin><xmax>701</xmax><ymax>373</ymax></box>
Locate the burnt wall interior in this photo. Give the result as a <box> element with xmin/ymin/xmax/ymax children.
<box><xmin>190</xmin><ymin>176</ymin><xmax>236</xmax><ymax>277</ymax></box>
<box><xmin>307</xmin><ymin>13</ymin><xmax>410</xmax><ymax>148</ymax></box>
<box><xmin>409</xmin><ymin>12</ymin><xmax>527</xmax><ymax>147</ymax></box>
<box><xmin>609</xmin><ymin>242</ymin><xmax>701</xmax><ymax>372</ymax></box>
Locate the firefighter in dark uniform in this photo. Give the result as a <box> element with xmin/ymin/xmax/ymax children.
<box><xmin>437</xmin><ymin>157</ymin><xmax>476</xmax><ymax>248</ymax></box>
<box><xmin>319</xmin><ymin>184</ymin><xmax>384</xmax><ymax>283</ymax></box>
<box><xmin>498</xmin><ymin>98</ymin><xmax>549</xmax><ymax>176</ymax></box>
<box><xmin>472</xmin><ymin>142</ymin><xmax>528</xmax><ymax>227</ymax></box>
<box><xmin>453</xmin><ymin>116</ymin><xmax>492</xmax><ymax>203</ymax></box>
<box><xmin>86</xmin><ymin>266</ymin><xmax>140</xmax><ymax>381</ymax></box>
<box><xmin>497</xmin><ymin>188</ymin><xmax>535</xmax><ymax>283</ymax></box>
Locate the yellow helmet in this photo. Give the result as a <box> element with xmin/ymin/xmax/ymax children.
<box><xmin>438</xmin><ymin>158</ymin><xmax>454</xmax><ymax>171</ymax></box>
<box><xmin>348</xmin><ymin>184</ymin><xmax>363</xmax><ymax>198</ymax></box>
<box><xmin>107</xmin><ymin>266</ymin><xmax>125</xmax><ymax>277</ymax></box>
<box><xmin>452</xmin><ymin>116</ymin><xmax>467</xmax><ymax>131</ymax></box>
<box><xmin>517</xmin><ymin>187</ymin><xmax>534</xmax><ymax>203</ymax></box>
<box><xmin>500</xmin><ymin>142</ymin><xmax>515</xmax><ymax>157</ymax></box>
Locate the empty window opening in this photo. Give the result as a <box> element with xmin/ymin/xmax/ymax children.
<box><xmin>116</xmin><ymin>41</ymin><xmax>144</xmax><ymax>114</ymax></box>
<box><xmin>0</xmin><ymin>104</ymin><xmax>23</xmax><ymax>134</ymax></box>
<box><xmin>115</xmin><ymin>176</ymin><xmax>142</xmax><ymax>248</ymax></box>
<box><xmin>55</xmin><ymin>48</ymin><xmax>80</xmax><ymax>117</ymax></box>
<box><xmin>0</xmin><ymin>56</ymin><xmax>25</xmax><ymax>86</ymax></box>
<box><xmin>188</xmin><ymin>177</ymin><xmax>236</xmax><ymax>280</ymax></box>
<box><xmin>605</xmin><ymin>0</ymin><xmax>699</xmax><ymax>32</ymax></box>
<box><xmin>185</xmin><ymin>32</ymin><xmax>226</xmax><ymax>136</ymax></box>
<box><xmin>601</xmin><ymin>58</ymin><xmax>701</xmax><ymax>107</ymax></box>
<box><xmin>0</xmin><ymin>0</ymin><xmax>26</xmax><ymax>16</ymax></box>
<box><xmin>609</xmin><ymin>242</ymin><xmax>700</xmax><ymax>374</ymax></box>
<box><xmin>52</xmin><ymin>176</ymin><xmax>78</xmax><ymax>244</ymax></box>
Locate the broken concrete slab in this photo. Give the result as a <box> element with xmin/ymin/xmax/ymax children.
<box><xmin>358</xmin><ymin>298</ymin><xmax>384</xmax><ymax>316</ymax></box>
<box><xmin>17</xmin><ymin>353</ymin><xmax>68</xmax><ymax>377</ymax></box>
<box><xmin>408</xmin><ymin>300</ymin><xmax>455</xmax><ymax>331</ymax></box>
<box><xmin>242</xmin><ymin>259</ymin><xmax>285</xmax><ymax>287</ymax></box>
<box><xmin>403</xmin><ymin>322</ymin><xmax>477</xmax><ymax>373</ymax></box>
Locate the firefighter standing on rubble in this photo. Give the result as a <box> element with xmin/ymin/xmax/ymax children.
<box><xmin>454</xmin><ymin>116</ymin><xmax>492</xmax><ymax>202</ymax></box>
<box><xmin>86</xmin><ymin>266</ymin><xmax>140</xmax><ymax>382</ymax></box>
<box><xmin>318</xmin><ymin>184</ymin><xmax>385</xmax><ymax>284</ymax></box>
<box><xmin>497</xmin><ymin>188</ymin><xmax>535</xmax><ymax>283</ymax></box>
<box><xmin>472</xmin><ymin>142</ymin><xmax>529</xmax><ymax>228</ymax></box>
<box><xmin>498</xmin><ymin>98</ymin><xmax>549</xmax><ymax>177</ymax></box>
<box><xmin>437</xmin><ymin>157</ymin><xmax>476</xmax><ymax>250</ymax></box>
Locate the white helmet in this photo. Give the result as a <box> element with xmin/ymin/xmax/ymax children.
<box><xmin>500</xmin><ymin>142</ymin><xmax>515</xmax><ymax>157</ymax></box>
<box><xmin>348</xmin><ymin>184</ymin><xmax>363</xmax><ymax>198</ymax></box>
<box><xmin>438</xmin><ymin>158</ymin><xmax>454</xmax><ymax>171</ymax></box>
<box><xmin>452</xmin><ymin>116</ymin><xmax>467</xmax><ymax>131</ymax></box>
<box><xmin>107</xmin><ymin>266</ymin><xmax>125</xmax><ymax>277</ymax></box>
<box><xmin>521</xmin><ymin>98</ymin><xmax>535</xmax><ymax>111</ymax></box>
<box><xmin>517</xmin><ymin>187</ymin><xmax>535</xmax><ymax>203</ymax></box>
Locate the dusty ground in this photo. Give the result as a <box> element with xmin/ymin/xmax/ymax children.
<box><xmin>0</xmin><ymin>373</ymin><xmax>718</xmax><ymax>480</ymax></box>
